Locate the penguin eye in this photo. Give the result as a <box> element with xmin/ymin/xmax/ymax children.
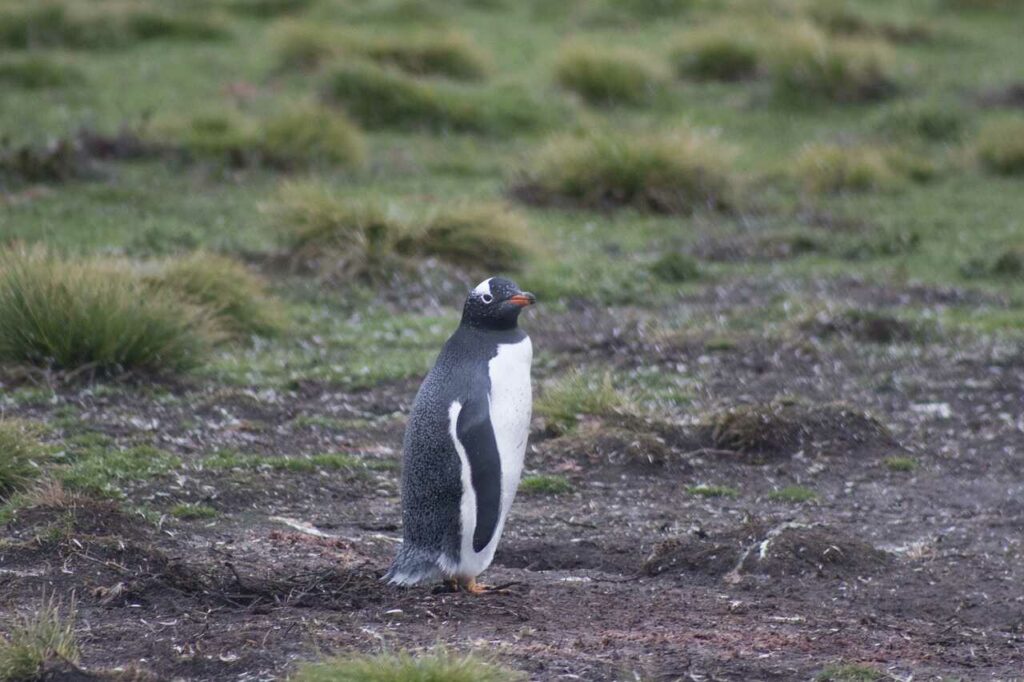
<box><xmin>481</xmin><ymin>293</ymin><xmax>493</xmax><ymax>304</ymax></box>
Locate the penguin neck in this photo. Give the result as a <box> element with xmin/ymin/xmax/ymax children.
<box><xmin>459</xmin><ymin>314</ymin><xmax>520</xmax><ymax>333</ymax></box>
<box><xmin>455</xmin><ymin>321</ymin><xmax>525</xmax><ymax>344</ymax></box>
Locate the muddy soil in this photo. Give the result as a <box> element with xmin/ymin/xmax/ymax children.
<box><xmin>1</xmin><ymin>279</ymin><xmax>1023</xmax><ymax>681</ymax></box>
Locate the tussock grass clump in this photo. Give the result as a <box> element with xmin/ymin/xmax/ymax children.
<box><xmin>650</xmin><ymin>252</ymin><xmax>701</xmax><ymax>282</ymax></box>
<box><xmin>554</xmin><ymin>43</ymin><xmax>665</xmax><ymax>106</ymax></box>
<box><xmin>219</xmin><ymin>0</ymin><xmax>313</xmax><ymax>18</ymax></box>
<box><xmin>0</xmin><ymin>421</ymin><xmax>50</xmax><ymax>501</ymax></box>
<box><xmin>0</xmin><ymin>249</ymin><xmax>213</xmax><ymax>374</ymax></box>
<box><xmin>271</xmin><ymin>182</ymin><xmax>534</xmax><ymax>277</ymax></box>
<box><xmin>670</xmin><ymin>25</ymin><xmax>760</xmax><ymax>81</ymax></box>
<box><xmin>872</xmin><ymin>99</ymin><xmax>967</xmax><ymax>142</ymax></box>
<box><xmin>146</xmin><ymin>253</ymin><xmax>286</xmax><ymax>339</ymax></box>
<box><xmin>151</xmin><ymin>106</ymin><xmax>365</xmax><ymax>169</ymax></box>
<box><xmin>793</xmin><ymin>143</ymin><xmax>931</xmax><ymax>195</ymax></box>
<box><xmin>322</xmin><ymin>61</ymin><xmax>548</xmax><ymax>134</ymax></box>
<box><xmin>0</xmin><ymin>2</ymin><xmax>227</xmax><ymax>50</ymax></box>
<box><xmin>977</xmin><ymin>116</ymin><xmax>1024</xmax><ymax>175</ymax></box>
<box><xmin>808</xmin><ymin>0</ymin><xmax>937</xmax><ymax>44</ymax></box>
<box><xmin>816</xmin><ymin>663</ymin><xmax>884</xmax><ymax>682</ymax></box>
<box><xmin>0</xmin><ymin>593</ymin><xmax>79</xmax><ymax>682</ymax></box>
<box><xmin>535</xmin><ymin>371</ymin><xmax>628</xmax><ymax>433</ymax></box>
<box><xmin>766</xmin><ymin>25</ymin><xmax>899</xmax><ymax>104</ymax></box>
<box><xmin>293</xmin><ymin>649</ymin><xmax>524</xmax><ymax>682</ymax></box>
<box><xmin>262</xmin><ymin>104</ymin><xmax>366</xmax><ymax>169</ymax></box>
<box><xmin>170</xmin><ymin>502</ymin><xmax>218</xmax><ymax>519</ymax></box>
<box><xmin>884</xmin><ymin>456</ymin><xmax>916</xmax><ymax>472</ymax></box>
<box><xmin>962</xmin><ymin>246</ymin><xmax>1024</xmax><ymax>280</ymax></box>
<box><xmin>516</xmin><ymin>129</ymin><xmax>735</xmax><ymax>213</ymax></box>
<box><xmin>270</xmin><ymin>21</ymin><xmax>337</xmax><ymax>69</ymax></box>
<box><xmin>687</xmin><ymin>484</ymin><xmax>738</xmax><ymax>498</ymax></box>
<box><xmin>361</xmin><ymin>31</ymin><xmax>492</xmax><ymax>81</ymax></box>
<box><xmin>0</xmin><ymin>54</ymin><xmax>83</xmax><ymax>89</ymax></box>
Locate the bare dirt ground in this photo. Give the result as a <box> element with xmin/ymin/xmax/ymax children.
<box><xmin>2</xmin><ymin>279</ymin><xmax>1023</xmax><ymax>681</ymax></box>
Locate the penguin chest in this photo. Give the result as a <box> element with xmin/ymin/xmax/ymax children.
<box><xmin>487</xmin><ymin>337</ymin><xmax>533</xmax><ymax>509</ymax></box>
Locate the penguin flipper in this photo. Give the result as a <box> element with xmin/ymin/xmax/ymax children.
<box><xmin>455</xmin><ymin>394</ymin><xmax>502</xmax><ymax>554</ymax></box>
<box><xmin>383</xmin><ymin>544</ymin><xmax>447</xmax><ymax>586</ymax></box>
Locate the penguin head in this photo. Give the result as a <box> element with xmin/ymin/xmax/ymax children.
<box><xmin>461</xmin><ymin>277</ymin><xmax>536</xmax><ymax>330</ymax></box>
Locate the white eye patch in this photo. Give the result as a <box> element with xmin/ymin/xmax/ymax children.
<box><xmin>473</xmin><ymin>278</ymin><xmax>493</xmax><ymax>298</ymax></box>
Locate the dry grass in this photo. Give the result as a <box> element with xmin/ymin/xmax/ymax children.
<box><xmin>976</xmin><ymin>116</ymin><xmax>1024</xmax><ymax>175</ymax></box>
<box><xmin>516</xmin><ymin>128</ymin><xmax>735</xmax><ymax>213</ymax></box>
<box><xmin>766</xmin><ymin>24</ymin><xmax>899</xmax><ymax>104</ymax></box>
<box><xmin>793</xmin><ymin>143</ymin><xmax>933</xmax><ymax>194</ymax></box>
<box><xmin>0</xmin><ymin>593</ymin><xmax>79</xmax><ymax>681</ymax></box>
<box><xmin>145</xmin><ymin>252</ymin><xmax>286</xmax><ymax>340</ymax></box>
<box><xmin>0</xmin><ymin>248</ymin><xmax>215</xmax><ymax>374</ymax></box>
<box><xmin>270</xmin><ymin>182</ymin><xmax>534</xmax><ymax>278</ymax></box>
<box><xmin>0</xmin><ymin>421</ymin><xmax>50</xmax><ymax>502</ymax></box>
<box><xmin>554</xmin><ymin>42</ymin><xmax>666</xmax><ymax>106</ymax></box>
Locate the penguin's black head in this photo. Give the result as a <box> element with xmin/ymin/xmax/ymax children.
<box><xmin>461</xmin><ymin>277</ymin><xmax>536</xmax><ymax>330</ymax></box>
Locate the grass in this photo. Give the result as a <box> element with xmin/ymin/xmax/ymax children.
<box><xmin>520</xmin><ymin>474</ymin><xmax>573</xmax><ymax>495</ymax></box>
<box><xmin>271</xmin><ymin>181</ymin><xmax>534</xmax><ymax>277</ymax></box>
<box><xmin>145</xmin><ymin>252</ymin><xmax>286</xmax><ymax>340</ymax></box>
<box><xmin>0</xmin><ymin>421</ymin><xmax>50</xmax><ymax>501</ymax></box>
<box><xmin>293</xmin><ymin>649</ymin><xmax>524</xmax><ymax>682</ymax></box>
<box><xmin>650</xmin><ymin>252</ymin><xmax>701</xmax><ymax>283</ymax></box>
<box><xmin>793</xmin><ymin>144</ymin><xmax>931</xmax><ymax>195</ymax></box>
<box><xmin>977</xmin><ymin>116</ymin><xmax>1024</xmax><ymax>175</ymax></box>
<box><xmin>517</xmin><ymin>128</ymin><xmax>735</xmax><ymax>213</ymax></box>
<box><xmin>0</xmin><ymin>248</ymin><xmax>214</xmax><ymax>374</ymax></box>
<box><xmin>961</xmin><ymin>246</ymin><xmax>1024</xmax><ymax>280</ymax></box>
<box><xmin>554</xmin><ymin>42</ymin><xmax>665</xmax><ymax>106</ymax></box>
<box><xmin>816</xmin><ymin>663</ymin><xmax>884</xmax><ymax>681</ymax></box>
<box><xmin>871</xmin><ymin>98</ymin><xmax>968</xmax><ymax>142</ymax></box>
<box><xmin>0</xmin><ymin>593</ymin><xmax>79</xmax><ymax>681</ymax></box>
<box><xmin>0</xmin><ymin>54</ymin><xmax>83</xmax><ymax>89</ymax></box>
<box><xmin>360</xmin><ymin>31</ymin><xmax>491</xmax><ymax>81</ymax></box>
<box><xmin>766</xmin><ymin>24</ymin><xmax>900</xmax><ymax>104</ymax></box>
<box><xmin>535</xmin><ymin>371</ymin><xmax>628</xmax><ymax>433</ymax></box>
<box><xmin>670</xmin><ymin>24</ymin><xmax>760</xmax><ymax>81</ymax></box>
<box><xmin>768</xmin><ymin>485</ymin><xmax>818</xmax><ymax>503</ymax></box>
<box><xmin>687</xmin><ymin>484</ymin><xmax>738</xmax><ymax>498</ymax></box>
<box><xmin>60</xmin><ymin>444</ymin><xmax>181</xmax><ymax>497</ymax></box>
<box><xmin>884</xmin><ymin>456</ymin><xmax>917</xmax><ymax>472</ymax></box>
<box><xmin>150</xmin><ymin>105</ymin><xmax>365</xmax><ymax>169</ymax></box>
<box><xmin>170</xmin><ymin>502</ymin><xmax>219</xmax><ymax>519</ymax></box>
<box><xmin>0</xmin><ymin>1</ymin><xmax>227</xmax><ymax>50</ymax></box>
<box><xmin>322</xmin><ymin>61</ymin><xmax>550</xmax><ymax>134</ymax></box>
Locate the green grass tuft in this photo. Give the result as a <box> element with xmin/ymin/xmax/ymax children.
<box><xmin>977</xmin><ymin>116</ymin><xmax>1024</xmax><ymax>175</ymax></box>
<box><xmin>0</xmin><ymin>593</ymin><xmax>79</xmax><ymax>681</ymax></box>
<box><xmin>322</xmin><ymin>61</ymin><xmax>550</xmax><ymax>134</ymax></box>
<box><xmin>793</xmin><ymin>143</ymin><xmax>932</xmax><ymax>195</ymax></box>
<box><xmin>671</xmin><ymin>25</ymin><xmax>760</xmax><ymax>81</ymax></box>
<box><xmin>0</xmin><ymin>1</ymin><xmax>228</xmax><ymax>50</ymax></box>
<box><xmin>0</xmin><ymin>248</ymin><xmax>215</xmax><ymax>374</ymax></box>
<box><xmin>293</xmin><ymin>649</ymin><xmax>524</xmax><ymax>682</ymax></box>
<box><xmin>360</xmin><ymin>31</ymin><xmax>492</xmax><ymax>81</ymax></box>
<box><xmin>61</xmin><ymin>444</ymin><xmax>181</xmax><ymax>497</ymax></box>
<box><xmin>170</xmin><ymin>502</ymin><xmax>219</xmax><ymax>519</ymax></box>
<box><xmin>884</xmin><ymin>456</ymin><xmax>916</xmax><ymax>472</ymax></box>
<box><xmin>146</xmin><ymin>252</ymin><xmax>286</xmax><ymax>340</ymax></box>
<box><xmin>219</xmin><ymin>0</ymin><xmax>313</xmax><ymax>18</ymax></box>
<box><xmin>261</xmin><ymin>104</ymin><xmax>367</xmax><ymax>169</ymax></box>
<box><xmin>816</xmin><ymin>663</ymin><xmax>884</xmax><ymax>681</ymax></box>
<box><xmin>687</xmin><ymin>484</ymin><xmax>738</xmax><ymax>498</ymax></box>
<box><xmin>0</xmin><ymin>421</ymin><xmax>50</xmax><ymax>502</ymax></box>
<box><xmin>872</xmin><ymin>98</ymin><xmax>968</xmax><ymax>142</ymax></box>
<box><xmin>767</xmin><ymin>25</ymin><xmax>899</xmax><ymax>104</ymax></box>
<box><xmin>0</xmin><ymin>54</ymin><xmax>83</xmax><ymax>89</ymax></box>
<box><xmin>520</xmin><ymin>474</ymin><xmax>573</xmax><ymax>495</ymax></box>
<box><xmin>650</xmin><ymin>252</ymin><xmax>701</xmax><ymax>283</ymax></box>
<box><xmin>535</xmin><ymin>371</ymin><xmax>628</xmax><ymax>432</ymax></box>
<box><xmin>768</xmin><ymin>485</ymin><xmax>818</xmax><ymax>503</ymax></box>
<box><xmin>517</xmin><ymin>128</ymin><xmax>735</xmax><ymax>213</ymax></box>
<box><xmin>554</xmin><ymin>42</ymin><xmax>665</xmax><ymax>106</ymax></box>
<box><xmin>272</xmin><ymin>182</ymin><xmax>534</xmax><ymax>277</ymax></box>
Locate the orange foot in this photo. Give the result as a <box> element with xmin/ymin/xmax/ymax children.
<box><xmin>458</xmin><ymin>577</ymin><xmax>488</xmax><ymax>594</ymax></box>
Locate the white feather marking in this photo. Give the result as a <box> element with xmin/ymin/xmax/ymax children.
<box><xmin>473</xmin><ymin>278</ymin><xmax>493</xmax><ymax>297</ymax></box>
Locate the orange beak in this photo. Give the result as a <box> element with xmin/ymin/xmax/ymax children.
<box><xmin>508</xmin><ymin>292</ymin><xmax>536</xmax><ymax>307</ymax></box>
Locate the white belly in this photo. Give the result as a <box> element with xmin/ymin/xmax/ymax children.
<box><xmin>453</xmin><ymin>337</ymin><xmax>532</xmax><ymax>578</ymax></box>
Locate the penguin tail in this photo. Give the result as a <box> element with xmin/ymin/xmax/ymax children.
<box><xmin>383</xmin><ymin>544</ymin><xmax>447</xmax><ymax>586</ymax></box>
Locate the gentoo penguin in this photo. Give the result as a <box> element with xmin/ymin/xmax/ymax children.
<box><xmin>384</xmin><ymin>277</ymin><xmax>535</xmax><ymax>592</ymax></box>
